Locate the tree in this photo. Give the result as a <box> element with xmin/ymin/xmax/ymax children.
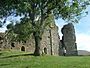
<box><xmin>0</xmin><ymin>0</ymin><xmax>90</xmax><ymax>56</ymax></box>
<box><xmin>6</xmin><ymin>21</ymin><xmax>33</xmax><ymax>42</ymax></box>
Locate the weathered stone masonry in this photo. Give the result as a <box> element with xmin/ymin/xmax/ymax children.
<box><xmin>61</xmin><ymin>23</ymin><xmax>78</xmax><ymax>56</ymax></box>
<box><xmin>0</xmin><ymin>23</ymin><xmax>78</xmax><ymax>56</ymax></box>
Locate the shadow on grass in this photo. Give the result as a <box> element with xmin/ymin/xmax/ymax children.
<box><xmin>0</xmin><ymin>63</ymin><xmax>10</xmax><ymax>66</ymax></box>
<box><xmin>0</xmin><ymin>53</ymin><xmax>34</xmax><ymax>59</ymax></box>
<box><xmin>0</xmin><ymin>53</ymin><xmax>2</xmax><ymax>55</ymax></box>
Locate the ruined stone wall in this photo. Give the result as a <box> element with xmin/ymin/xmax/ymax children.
<box><xmin>50</xmin><ymin>25</ymin><xmax>60</xmax><ymax>55</ymax></box>
<box><xmin>0</xmin><ymin>23</ymin><xmax>78</xmax><ymax>56</ymax></box>
<box><xmin>0</xmin><ymin>23</ymin><xmax>60</xmax><ymax>56</ymax></box>
<box><xmin>40</xmin><ymin>24</ymin><xmax>60</xmax><ymax>55</ymax></box>
<box><xmin>40</xmin><ymin>29</ymin><xmax>51</xmax><ymax>55</ymax></box>
<box><xmin>10</xmin><ymin>38</ymin><xmax>35</xmax><ymax>52</ymax></box>
<box><xmin>5</xmin><ymin>34</ymin><xmax>35</xmax><ymax>53</ymax></box>
<box><xmin>0</xmin><ymin>33</ymin><xmax>4</xmax><ymax>50</ymax></box>
<box><xmin>0</xmin><ymin>32</ymin><xmax>35</xmax><ymax>52</ymax></box>
<box><xmin>61</xmin><ymin>23</ymin><xmax>77</xmax><ymax>56</ymax></box>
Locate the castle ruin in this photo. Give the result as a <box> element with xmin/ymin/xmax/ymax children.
<box><xmin>61</xmin><ymin>23</ymin><xmax>78</xmax><ymax>56</ymax></box>
<box><xmin>0</xmin><ymin>23</ymin><xmax>78</xmax><ymax>56</ymax></box>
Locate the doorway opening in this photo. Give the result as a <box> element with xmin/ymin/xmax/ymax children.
<box><xmin>44</xmin><ymin>47</ymin><xmax>47</xmax><ymax>54</ymax></box>
<box><xmin>21</xmin><ymin>46</ymin><xmax>25</xmax><ymax>51</ymax></box>
<box><xmin>11</xmin><ymin>43</ymin><xmax>15</xmax><ymax>47</ymax></box>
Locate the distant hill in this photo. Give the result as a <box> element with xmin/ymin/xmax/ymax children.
<box><xmin>78</xmin><ymin>50</ymin><xmax>90</xmax><ymax>55</ymax></box>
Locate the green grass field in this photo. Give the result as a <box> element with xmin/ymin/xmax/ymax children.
<box><xmin>0</xmin><ymin>51</ymin><xmax>90</xmax><ymax>68</ymax></box>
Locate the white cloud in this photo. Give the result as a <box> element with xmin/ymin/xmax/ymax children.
<box><xmin>55</xmin><ymin>19</ymin><xmax>90</xmax><ymax>52</ymax></box>
<box><xmin>0</xmin><ymin>27</ymin><xmax>7</xmax><ymax>32</ymax></box>
<box><xmin>0</xmin><ymin>21</ymin><xmax>11</xmax><ymax>32</ymax></box>
<box><xmin>76</xmin><ymin>33</ymin><xmax>90</xmax><ymax>51</ymax></box>
<box><xmin>55</xmin><ymin>19</ymin><xmax>67</xmax><ymax>39</ymax></box>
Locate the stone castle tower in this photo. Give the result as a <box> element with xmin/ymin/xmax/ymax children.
<box><xmin>0</xmin><ymin>23</ymin><xmax>78</xmax><ymax>56</ymax></box>
<box><xmin>61</xmin><ymin>23</ymin><xmax>78</xmax><ymax>56</ymax></box>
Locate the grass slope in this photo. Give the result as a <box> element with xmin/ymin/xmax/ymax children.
<box><xmin>0</xmin><ymin>51</ymin><xmax>90</xmax><ymax>68</ymax></box>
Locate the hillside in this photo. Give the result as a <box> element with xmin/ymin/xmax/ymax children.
<box><xmin>78</xmin><ymin>50</ymin><xmax>90</xmax><ymax>55</ymax></box>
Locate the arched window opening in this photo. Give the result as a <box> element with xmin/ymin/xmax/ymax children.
<box><xmin>21</xmin><ymin>46</ymin><xmax>25</xmax><ymax>51</ymax></box>
<box><xmin>44</xmin><ymin>47</ymin><xmax>47</xmax><ymax>54</ymax></box>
